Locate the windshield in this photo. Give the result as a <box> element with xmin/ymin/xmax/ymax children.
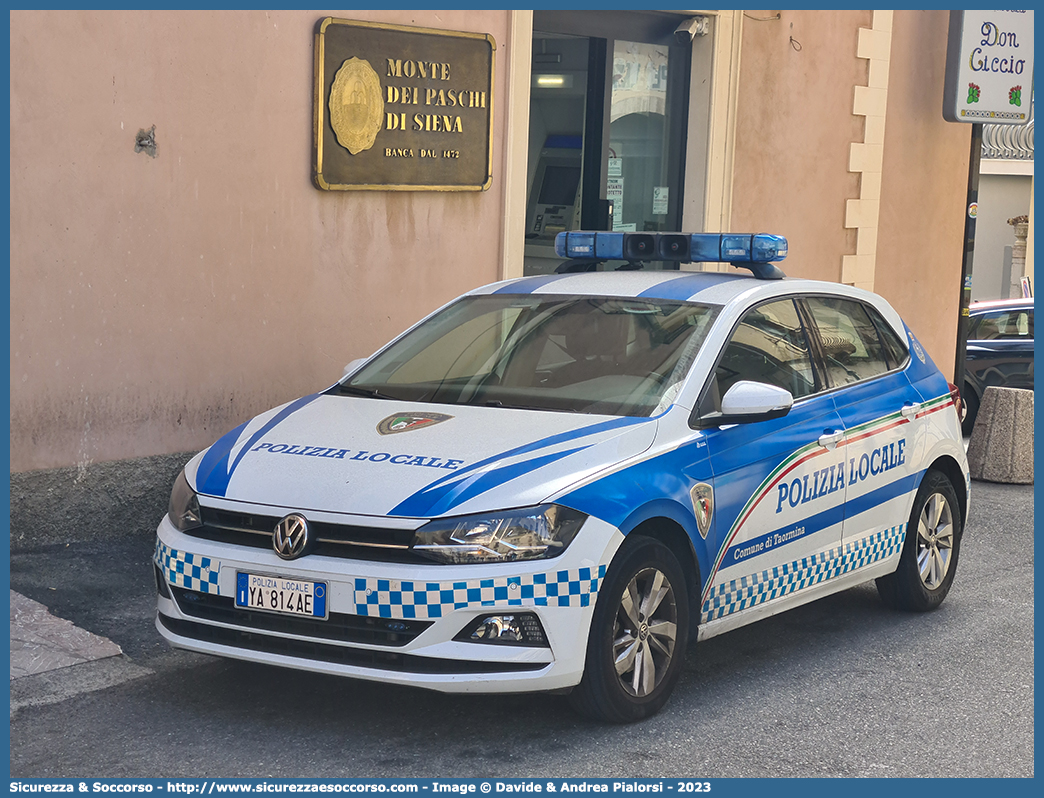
<box><xmin>332</xmin><ymin>294</ymin><xmax>719</xmax><ymax>417</ymax></box>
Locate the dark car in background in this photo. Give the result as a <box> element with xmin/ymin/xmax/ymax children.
<box><xmin>962</xmin><ymin>298</ymin><xmax>1034</xmax><ymax>435</ymax></box>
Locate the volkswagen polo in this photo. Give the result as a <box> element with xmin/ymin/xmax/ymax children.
<box><xmin>155</xmin><ymin>231</ymin><xmax>969</xmax><ymax>722</ymax></box>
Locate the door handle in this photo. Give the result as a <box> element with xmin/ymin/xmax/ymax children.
<box><xmin>818</xmin><ymin>430</ymin><xmax>844</xmax><ymax>450</ymax></box>
<box><xmin>901</xmin><ymin>402</ymin><xmax>921</xmax><ymax>419</ymax></box>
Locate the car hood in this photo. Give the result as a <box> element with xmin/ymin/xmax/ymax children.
<box><xmin>188</xmin><ymin>393</ymin><xmax>657</xmax><ymax>519</ymax></box>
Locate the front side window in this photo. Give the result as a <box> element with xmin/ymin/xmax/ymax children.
<box><xmin>714</xmin><ymin>299</ymin><xmax>817</xmax><ymax>400</ymax></box>
<box><xmin>805</xmin><ymin>296</ymin><xmax>891</xmax><ymax>387</ymax></box>
<box><xmin>336</xmin><ymin>295</ymin><xmax>719</xmax><ymax>417</ymax></box>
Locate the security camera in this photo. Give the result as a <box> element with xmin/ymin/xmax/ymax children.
<box><xmin>674</xmin><ymin>16</ymin><xmax>709</xmax><ymax>44</ymax></box>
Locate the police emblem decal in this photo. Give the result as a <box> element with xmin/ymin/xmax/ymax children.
<box><xmin>328</xmin><ymin>57</ymin><xmax>384</xmax><ymax>155</ymax></box>
<box><xmin>911</xmin><ymin>336</ymin><xmax>926</xmax><ymax>364</ymax></box>
<box><xmin>377</xmin><ymin>412</ymin><xmax>454</xmax><ymax>436</ymax></box>
<box><xmin>690</xmin><ymin>483</ymin><xmax>714</xmax><ymax>539</ymax></box>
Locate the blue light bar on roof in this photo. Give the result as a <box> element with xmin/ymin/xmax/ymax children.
<box><xmin>554</xmin><ymin>232</ymin><xmax>788</xmax><ymax>264</ymax></box>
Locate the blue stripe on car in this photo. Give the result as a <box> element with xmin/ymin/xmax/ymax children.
<box><xmin>195</xmin><ymin>394</ymin><xmax>320</xmax><ymax>497</ymax></box>
<box><xmin>558</xmin><ymin>426</ymin><xmax>926</xmax><ymax>594</ymax></box>
<box><xmin>636</xmin><ymin>273</ymin><xmax>738</xmax><ymax>301</ymax></box>
<box><xmin>842</xmin><ymin>468</ymin><xmax>924</xmax><ymax>520</ymax></box>
<box><xmin>492</xmin><ymin>274</ymin><xmax>578</xmax><ymax>295</ymax></box>
<box><xmin>721</xmin><ymin>502</ymin><xmax>846</xmax><ymax>569</ymax></box>
<box><xmin>391</xmin><ymin>446</ymin><xmax>591</xmax><ymax>518</ymax></box>
<box><xmin>391</xmin><ymin>416</ymin><xmax>648</xmax><ymax>517</ymax></box>
<box><xmin>558</xmin><ymin>441</ymin><xmax>716</xmax><ymax>591</ymax></box>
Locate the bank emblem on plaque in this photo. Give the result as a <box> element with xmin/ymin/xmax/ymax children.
<box><xmin>328</xmin><ymin>57</ymin><xmax>384</xmax><ymax>155</ymax></box>
<box><xmin>313</xmin><ymin>17</ymin><xmax>495</xmax><ymax>191</ymax></box>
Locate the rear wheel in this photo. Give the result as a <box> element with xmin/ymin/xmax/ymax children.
<box><xmin>569</xmin><ymin>536</ymin><xmax>689</xmax><ymax>723</ymax></box>
<box><xmin>876</xmin><ymin>470</ymin><xmax>963</xmax><ymax>611</ymax></box>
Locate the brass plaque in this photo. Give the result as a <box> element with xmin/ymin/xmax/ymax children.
<box><xmin>314</xmin><ymin>18</ymin><xmax>496</xmax><ymax>191</ymax></box>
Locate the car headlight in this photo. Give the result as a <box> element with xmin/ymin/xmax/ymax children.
<box><xmin>412</xmin><ymin>504</ymin><xmax>587</xmax><ymax>564</ymax></box>
<box><xmin>168</xmin><ymin>469</ymin><xmax>202</xmax><ymax>532</ymax></box>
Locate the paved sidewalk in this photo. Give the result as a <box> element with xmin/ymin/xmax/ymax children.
<box><xmin>9</xmin><ymin>589</ymin><xmax>152</xmax><ymax>719</ymax></box>
<box><xmin>10</xmin><ymin>584</ymin><xmax>123</xmax><ymax>681</ymax></box>
<box><xmin>10</xmin><ymin>589</ymin><xmax>123</xmax><ymax>679</ymax></box>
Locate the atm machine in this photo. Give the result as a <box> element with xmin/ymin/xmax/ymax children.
<box><xmin>523</xmin><ymin>135</ymin><xmax>583</xmax><ymax>274</ymax></box>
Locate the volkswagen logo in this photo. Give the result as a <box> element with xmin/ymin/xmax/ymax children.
<box><xmin>272</xmin><ymin>513</ymin><xmax>312</xmax><ymax>560</ymax></box>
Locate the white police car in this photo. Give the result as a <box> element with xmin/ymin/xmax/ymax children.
<box><xmin>156</xmin><ymin>231</ymin><xmax>969</xmax><ymax>722</ymax></box>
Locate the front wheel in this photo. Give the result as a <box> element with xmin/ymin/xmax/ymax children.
<box><xmin>876</xmin><ymin>470</ymin><xmax>963</xmax><ymax>611</ymax></box>
<box><xmin>569</xmin><ymin>536</ymin><xmax>689</xmax><ymax>723</ymax></box>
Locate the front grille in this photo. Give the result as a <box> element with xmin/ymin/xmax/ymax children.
<box><xmin>159</xmin><ymin>614</ymin><xmax>548</xmax><ymax>675</ymax></box>
<box><xmin>186</xmin><ymin>507</ymin><xmax>432</xmax><ymax>564</ymax></box>
<box><xmin>169</xmin><ymin>585</ymin><xmax>431</xmax><ymax>646</ymax></box>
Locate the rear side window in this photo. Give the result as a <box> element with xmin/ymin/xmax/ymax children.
<box><xmin>804</xmin><ymin>296</ymin><xmax>891</xmax><ymax>387</ymax></box>
<box><xmin>968</xmin><ymin>308</ymin><xmax>1034</xmax><ymax>340</ymax></box>
<box><xmin>865</xmin><ymin>305</ymin><xmax>909</xmax><ymax>368</ymax></box>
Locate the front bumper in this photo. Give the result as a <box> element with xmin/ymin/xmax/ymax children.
<box><xmin>154</xmin><ymin>512</ymin><xmax>623</xmax><ymax>693</ymax></box>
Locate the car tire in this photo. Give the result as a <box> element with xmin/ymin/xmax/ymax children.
<box><xmin>569</xmin><ymin>535</ymin><xmax>689</xmax><ymax>723</ymax></box>
<box><xmin>961</xmin><ymin>385</ymin><xmax>979</xmax><ymax>436</ymax></box>
<box><xmin>876</xmin><ymin>470</ymin><xmax>963</xmax><ymax>612</ymax></box>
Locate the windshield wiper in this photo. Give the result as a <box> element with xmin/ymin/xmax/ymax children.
<box><xmin>336</xmin><ymin>384</ymin><xmax>399</xmax><ymax>400</ymax></box>
<box><xmin>482</xmin><ymin>399</ymin><xmax>577</xmax><ymax>413</ymax></box>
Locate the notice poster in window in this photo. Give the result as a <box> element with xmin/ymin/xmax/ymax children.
<box><xmin>653</xmin><ymin>186</ymin><xmax>669</xmax><ymax>215</ymax></box>
<box><xmin>607</xmin><ymin>177</ymin><xmax>624</xmax><ymax>227</ymax></box>
<box><xmin>608</xmin><ymin>157</ymin><xmax>623</xmax><ymax>177</ymax></box>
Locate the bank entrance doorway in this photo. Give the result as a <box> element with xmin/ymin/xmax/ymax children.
<box><xmin>523</xmin><ymin>12</ymin><xmax>695</xmax><ymax>275</ymax></box>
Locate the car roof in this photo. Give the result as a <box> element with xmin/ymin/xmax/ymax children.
<box><xmin>472</xmin><ymin>269</ymin><xmax>885</xmax><ymax>308</ymax></box>
<box><xmin>467</xmin><ymin>270</ymin><xmax>911</xmax><ymax>345</ymax></box>
<box><xmin>970</xmin><ymin>297</ymin><xmax>1033</xmax><ymax>312</ymax></box>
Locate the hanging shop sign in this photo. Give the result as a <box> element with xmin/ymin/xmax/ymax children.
<box><xmin>314</xmin><ymin>18</ymin><xmax>496</xmax><ymax>191</ymax></box>
<box><xmin>943</xmin><ymin>10</ymin><xmax>1033</xmax><ymax>124</ymax></box>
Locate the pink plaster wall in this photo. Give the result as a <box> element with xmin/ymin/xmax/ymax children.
<box><xmin>733</xmin><ymin>10</ymin><xmax>970</xmax><ymax>380</ymax></box>
<box><xmin>731</xmin><ymin>10</ymin><xmax>872</xmax><ymax>282</ymax></box>
<box><xmin>875</xmin><ymin>10</ymin><xmax>970</xmax><ymax>381</ymax></box>
<box><xmin>10</xmin><ymin>10</ymin><xmax>511</xmax><ymax>471</ymax></box>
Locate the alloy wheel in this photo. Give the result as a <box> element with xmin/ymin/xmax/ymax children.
<box><xmin>612</xmin><ymin>567</ymin><xmax>678</xmax><ymax>697</ymax></box>
<box><xmin>916</xmin><ymin>492</ymin><xmax>954</xmax><ymax>590</ymax></box>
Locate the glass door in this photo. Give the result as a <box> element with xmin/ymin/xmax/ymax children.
<box><xmin>609</xmin><ymin>39</ymin><xmax>682</xmax><ymax>236</ymax></box>
<box><xmin>524</xmin><ymin>12</ymin><xmax>692</xmax><ymax>275</ymax></box>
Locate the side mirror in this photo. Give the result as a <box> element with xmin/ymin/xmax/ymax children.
<box><xmin>342</xmin><ymin>358</ymin><xmax>368</xmax><ymax>379</ymax></box>
<box><xmin>700</xmin><ymin>380</ymin><xmax>794</xmax><ymax>427</ymax></box>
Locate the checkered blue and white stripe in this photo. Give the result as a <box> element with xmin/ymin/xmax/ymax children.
<box><xmin>840</xmin><ymin>524</ymin><xmax>905</xmax><ymax>574</ymax></box>
<box><xmin>701</xmin><ymin>524</ymin><xmax>906</xmax><ymax>623</ymax></box>
<box><xmin>353</xmin><ymin>565</ymin><xmax>608</xmax><ymax>620</ymax></box>
<box><xmin>155</xmin><ymin>541</ymin><xmax>222</xmax><ymax>595</ymax></box>
<box><xmin>154</xmin><ymin>537</ymin><xmax>607</xmax><ymax>620</ymax></box>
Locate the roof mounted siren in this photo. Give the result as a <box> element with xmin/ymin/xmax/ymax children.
<box><xmin>554</xmin><ymin>232</ymin><xmax>788</xmax><ymax>278</ymax></box>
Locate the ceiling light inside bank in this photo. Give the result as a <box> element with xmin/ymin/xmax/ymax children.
<box><xmin>533</xmin><ymin>74</ymin><xmax>574</xmax><ymax>89</ymax></box>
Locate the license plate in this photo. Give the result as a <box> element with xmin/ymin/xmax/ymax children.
<box><xmin>235</xmin><ymin>572</ymin><xmax>328</xmax><ymax>619</ymax></box>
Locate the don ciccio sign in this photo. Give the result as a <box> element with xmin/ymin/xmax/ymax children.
<box><xmin>313</xmin><ymin>18</ymin><xmax>496</xmax><ymax>191</ymax></box>
<box><xmin>943</xmin><ymin>10</ymin><xmax>1034</xmax><ymax>125</ymax></box>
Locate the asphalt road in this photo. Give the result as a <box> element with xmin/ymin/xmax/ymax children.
<box><xmin>9</xmin><ymin>480</ymin><xmax>1034</xmax><ymax>778</ymax></box>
